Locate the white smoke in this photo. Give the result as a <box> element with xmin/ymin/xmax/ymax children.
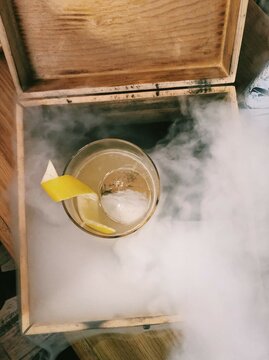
<box><xmin>18</xmin><ymin>100</ymin><xmax>269</xmax><ymax>359</ymax></box>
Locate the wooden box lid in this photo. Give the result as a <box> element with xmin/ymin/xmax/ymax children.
<box><xmin>0</xmin><ymin>0</ymin><xmax>248</xmax><ymax>99</ymax></box>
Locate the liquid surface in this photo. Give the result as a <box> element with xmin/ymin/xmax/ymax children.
<box><xmin>70</xmin><ymin>149</ymin><xmax>152</xmax><ymax>235</ymax></box>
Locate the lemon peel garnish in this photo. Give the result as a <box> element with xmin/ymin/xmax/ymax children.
<box><xmin>41</xmin><ymin>161</ymin><xmax>98</xmax><ymax>202</ymax></box>
<box><xmin>41</xmin><ymin>161</ymin><xmax>115</xmax><ymax>235</ymax></box>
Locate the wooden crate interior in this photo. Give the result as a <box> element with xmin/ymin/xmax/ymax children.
<box><xmin>0</xmin><ymin>0</ymin><xmax>243</xmax><ymax>93</ymax></box>
<box><xmin>19</xmin><ymin>90</ymin><xmax>232</xmax><ymax>333</ymax></box>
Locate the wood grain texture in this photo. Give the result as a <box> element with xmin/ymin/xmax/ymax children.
<box><xmin>0</xmin><ymin>0</ymin><xmax>246</xmax><ymax>95</ymax></box>
<box><xmin>19</xmin><ymin>85</ymin><xmax>236</xmax><ymax>107</ymax></box>
<box><xmin>12</xmin><ymin>0</ymin><xmax>229</xmax><ymax>78</ymax></box>
<box><xmin>69</xmin><ymin>329</ymin><xmax>183</xmax><ymax>360</ymax></box>
<box><xmin>222</xmin><ymin>0</ymin><xmax>243</xmax><ymax>75</ymax></box>
<box><xmin>16</xmin><ymin>104</ymin><xmax>31</xmax><ymax>333</ymax></box>
<box><xmin>0</xmin><ymin>52</ymin><xmax>16</xmax><ymax>257</ymax></box>
<box><xmin>24</xmin><ymin>316</ymin><xmax>181</xmax><ymax>335</ymax></box>
<box><xmin>236</xmin><ymin>0</ymin><xmax>269</xmax><ymax>91</ymax></box>
<box><xmin>0</xmin><ymin>0</ymin><xmax>33</xmax><ymax>92</ymax></box>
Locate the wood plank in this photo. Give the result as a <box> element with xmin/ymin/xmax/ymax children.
<box><xmin>0</xmin><ymin>52</ymin><xmax>16</xmax><ymax>257</ymax></box>
<box><xmin>69</xmin><ymin>329</ymin><xmax>183</xmax><ymax>360</ymax></box>
<box><xmin>16</xmin><ymin>103</ymin><xmax>31</xmax><ymax>333</ymax></box>
<box><xmin>236</xmin><ymin>0</ymin><xmax>269</xmax><ymax>92</ymax></box>
<box><xmin>221</xmin><ymin>0</ymin><xmax>248</xmax><ymax>81</ymax></box>
<box><xmin>11</xmin><ymin>0</ymin><xmax>231</xmax><ymax>79</ymax></box>
<box><xmin>24</xmin><ymin>315</ymin><xmax>181</xmax><ymax>335</ymax></box>
<box><xmin>20</xmin><ymin>85</ymin><xmax>236</xmax><ymax>107</ymax></box>
<box><xmin>0</xmin><ymin>0</ymin><xmax>33</xmax><ymax>92</ymax></box>
<box><xmin>0</xmin><ymin>0</ymin><xmax>245</xmax><ymax>95</ymax></box>
<box><xmin>18</xmin><ymin>73</ymin><xmax>237</xmax><ymax>100</ymax></box>
<box><xmin>17</xmin><ymin>65</ymin><xmax>229</xmax><ymax>99</ymax></box>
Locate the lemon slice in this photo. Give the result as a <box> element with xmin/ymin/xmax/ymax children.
<box><xmin>41</xmin><ymin>161</ymin><xmax>115</xmax><ymax>235</ymax></box>
<box><xmin>41</xmin><ymin>161</ymin><xmax>98</xmax><ymax>202</ymax></box>
<box><xmin>77</xmin><ymin>196</ymin><xmax>116</xmax><ymax>235</ymax></box>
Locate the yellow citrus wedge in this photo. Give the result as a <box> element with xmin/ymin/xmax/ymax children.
<box><xmin>77</xmin><ymin>196</ymin><xmax>116</xmax><ymax>235</ymax></box>
<box><xmin>41</xmin><ymin>161</ymin><xmax>113</xmax><ymax>235</ymax></box>
<box><xmin>41</xmin><ymin>175</ymin><xmax>98</xmax><ymax>202</ymax></box>
<box><xmin>41</xmin><ymin>160</ymin><xmax>97</xmax><ymax>202</ymax></box>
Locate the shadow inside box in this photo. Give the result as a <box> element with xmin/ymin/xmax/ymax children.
<box><xmin>0</xmin><ymin>268</ymin><xmax>16</xmax><ymax>309</ymax></box>
<box><xmin>23</xmin><ymin>95</ymin><xmax>216</xmax><ymax>168</ymax></box>
<box><xmin>24</xmin><ymin>99</ymin><xmax>177</xmax><ymax>161</ymax></box>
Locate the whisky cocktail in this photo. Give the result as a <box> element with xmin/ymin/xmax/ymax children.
<box><xmin>63</xmin><ymin>139</ymin><xmax>160</xmax><ymax>237</ymax></box>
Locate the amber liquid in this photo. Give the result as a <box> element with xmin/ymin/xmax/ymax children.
<box><xmin>70</xmin><ymin>149</ymin><xmax>152</xmax><ymax>234</ymax></box>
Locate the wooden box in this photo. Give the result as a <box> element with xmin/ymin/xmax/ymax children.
<box><xmin>0</xmin><ymin>0</ymin><xmax>248</xmax><ymax>334</ymax></box>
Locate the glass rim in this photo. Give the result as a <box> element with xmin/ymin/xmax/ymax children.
<box><xmin>62</xmin><ymin>138</ymin><xmax>160</xmax><ymax>238</ymax></box>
